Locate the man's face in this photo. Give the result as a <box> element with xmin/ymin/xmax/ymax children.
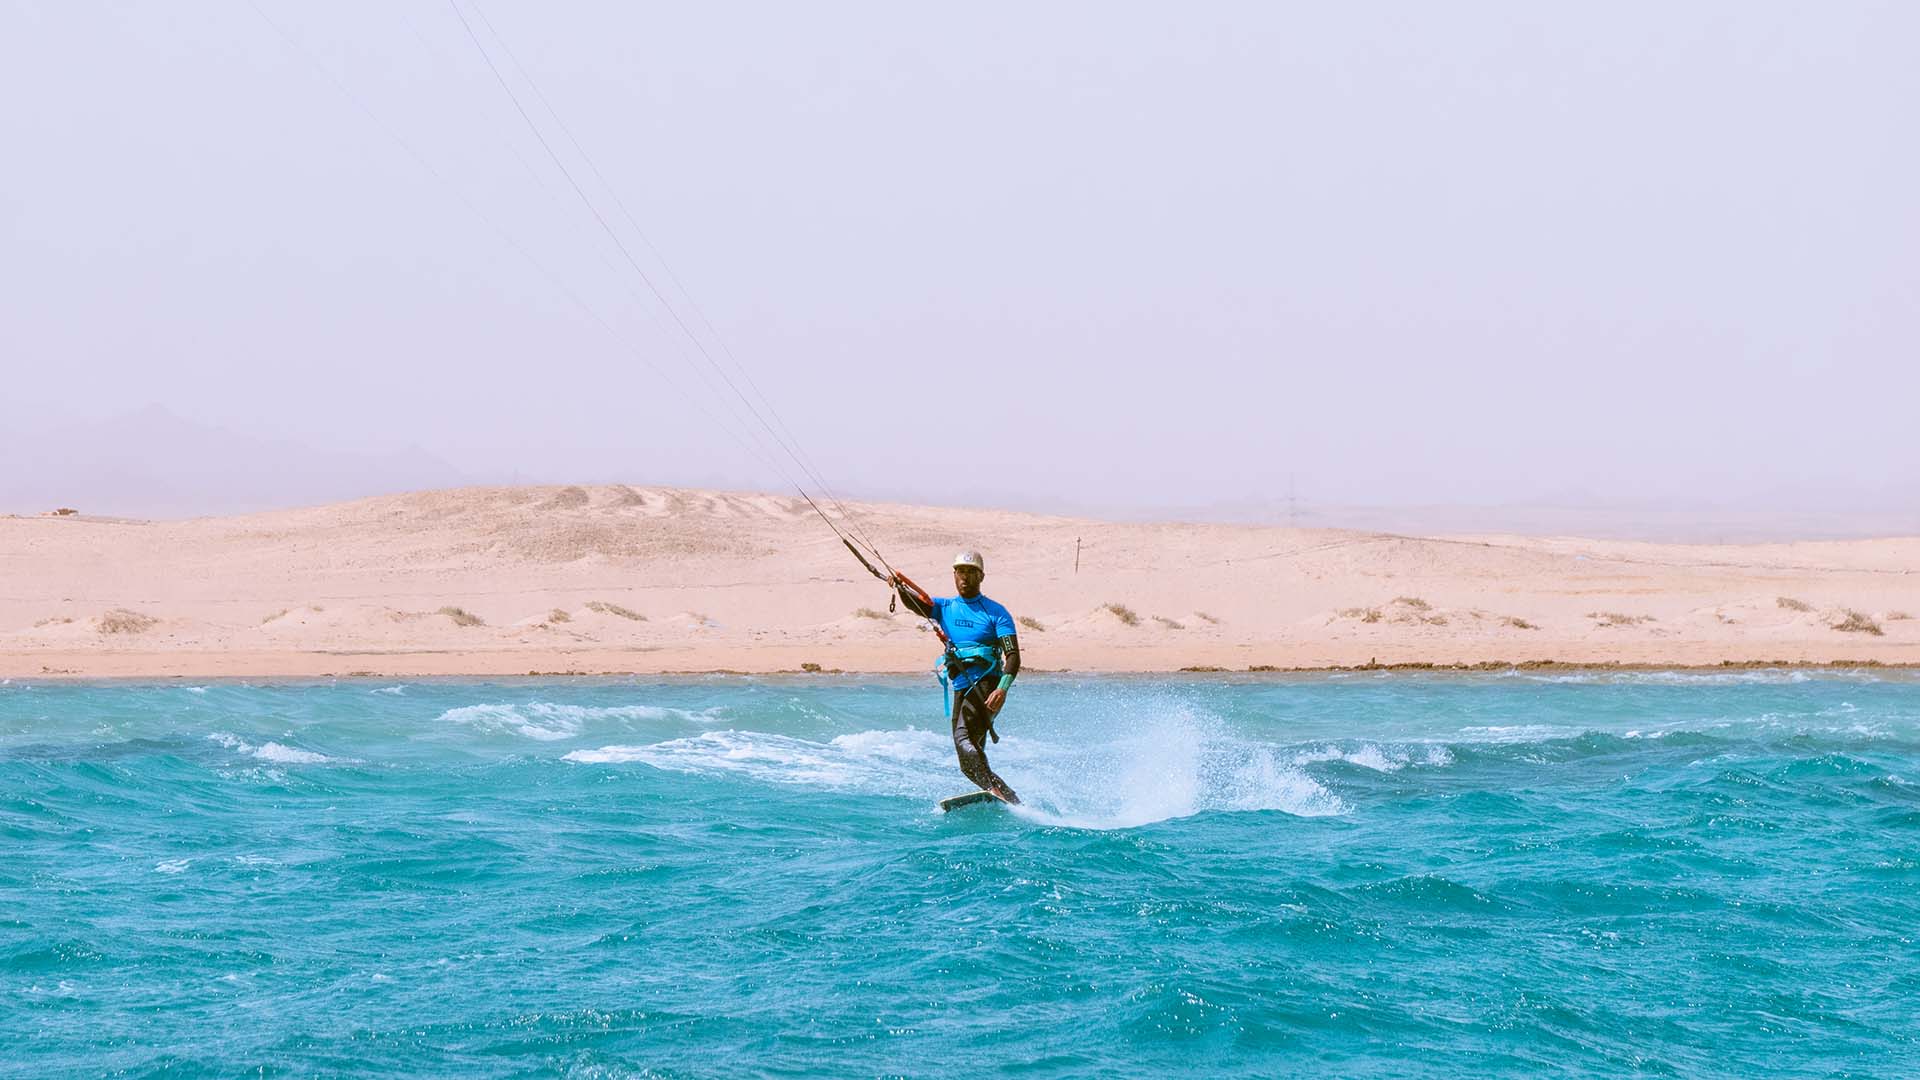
<box><xmin>952</xmin><ymin>565</ymin><xmax>983</xmax><ymax>598</ymax></box>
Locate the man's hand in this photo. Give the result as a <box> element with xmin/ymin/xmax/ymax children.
<box><xmin>985</xmin><ymin>687</ymin><xmax>1007</xmax><ymax>713</ymax></box>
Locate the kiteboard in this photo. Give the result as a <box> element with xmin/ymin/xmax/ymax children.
<box><xmin>938</xmin><ymin>790</ymin><xmax>1001</xmax><ymax>812</ymax></box>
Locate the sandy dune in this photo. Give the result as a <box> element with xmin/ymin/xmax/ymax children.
<box><xmin>2</xmin><ymin>485</ymin><xmax>1916</xmax><ymax>677</ymax></box>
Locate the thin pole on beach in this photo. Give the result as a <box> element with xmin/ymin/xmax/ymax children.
<box><xmin>1075</xmin><ymin>538</ymin><xmax>1081</xmax><ymax>575</ymax></box>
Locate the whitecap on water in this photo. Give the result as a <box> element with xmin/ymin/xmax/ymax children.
<box><xmin>565</xmin><ymin>728</ymin><xmax>950</xmax><ymax>794</ymax></box>
<box><xmin>206</xmin><ymin>732</ymin><xmax>348</xmax><ymax>765</ymax></box>
<box><xmin>436</xmin><ymin>702</ymin><xmax>713</xmax><ymax>742</ymax></box>
<box><xmin>1292</xmin><ymin>742</ymin><xmax>1455</xmax><ymax>772</ymax></box>
<box><xmin>1500</xmin><ymin>669</ymin><xmax>1849</xmax><ymax>686</ymax></box>
<box><xmin>256</xmin><ymin>742</ymin><xmax>332</xmax><ymax>764</ymax></box>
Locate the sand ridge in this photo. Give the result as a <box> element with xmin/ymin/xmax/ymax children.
<box><xmin>2</xmin><ymin>484</ymin><xmax>1916</xmax><ymax>677</ymax></box>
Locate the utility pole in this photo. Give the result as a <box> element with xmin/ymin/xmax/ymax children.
<box><xmin>1074</xmin><ymin>537</ymin><xmax>1081</xmax><ymax>575</ymax></box>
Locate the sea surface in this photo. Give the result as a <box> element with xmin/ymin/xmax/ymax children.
<box><xmin>3</xmin><ymin>672</ymin><xmax>1917</xmax><ymax>1077</ymax></box>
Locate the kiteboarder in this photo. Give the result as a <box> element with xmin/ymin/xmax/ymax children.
<box><xmin>892</xmin><ymin>550</ymin><xmax>1022</xmax><ymax>804</ymax></box>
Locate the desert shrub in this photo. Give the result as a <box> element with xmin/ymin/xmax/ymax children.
<box><xmin>854</xmin><ymin>607</ymin><xmax>888</xmax><ymax>620</ymax></box>
<box><xmin>1502</xmin><ymin>616</ymin><xmax>1538</xmax><ymax>630</ymax></box>
<box><xmin>1152</xmin><ymin>616</ymin><xmax>1185</xmax><ymax>630</ymax></box>
<box><xmin>1340</xmin><ymin>607</ymin><xmax>1383</xmax><ymax>624</ymax></box>
<box><xmin>1588</xmin><ymin>612</ymin><xmax>1653</xmax><ymax>627</ymax></box>
<box><xmin>1887</xmin><ymin>611</ymin><xmax>1913</xmax><ymax>621</ymax></box>
<box><xmin>1192</xmin><ymin>611</ymin><xmax>1221</xmax><ymax>625</ymax></box>
<box><xmin>548</xmin><ymin>608</ymin><xmax>572</xmax><ymax>623</ymax></box>
<box><xmin>1831</xmin><ymin>610</ymin><xmax>1883</xmax><ymax>636</ymax></box>
<box><xmin>1017</xmin><ymin>615</ymin><xmax>1047</xmax><ymax>632</ymax></box>
<box><xmin>438</xmin><ymin>606</ymin><xmax>484</xmax><ymax>627</ymax></box>
<box><xmin>98</xmin><ymin>609</ymin><xmax>157</xmax><ymax>634</ymax></box>
<box><xmin>1104</xmin><ymin>603</ymin><xmax>1140</xmax><ymax>627</ymax></box>
<box><xmin>1776</xmin><ymin>597</ymin><xmax>1813</xmax><ymax>612</ymax></box>
<box><xmin>1392</xmin><ymin>596</ymin><xmax>1431</xmax><ymax>612</ymax></box>
<box><xmin>801</xmin><ymin>662</ymin><xmax>823</xmax><ymax>673</ymax></box>
<box><xmin>585</xmin><ymin>601</ymin><xmax>646</xmax><ymax>621</ymax></box>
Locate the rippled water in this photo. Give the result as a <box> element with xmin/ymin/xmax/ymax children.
<box><xmin>4</xmin><ymin>672</ymin><xmax>1918</xmax><ymax>1077</ymax></box>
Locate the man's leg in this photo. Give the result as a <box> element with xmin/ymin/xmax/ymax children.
<box><xmin>952</xmin><ymin>682</ymin><xmax>1020</xmax><ymax>804</ymax></box>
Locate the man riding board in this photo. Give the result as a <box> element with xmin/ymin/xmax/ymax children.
<box><xmin>892</xmin><ymin>550</ymin><xmax>1021</xmax><ymax>804</ymax></box>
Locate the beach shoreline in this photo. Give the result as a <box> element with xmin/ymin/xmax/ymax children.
<box><xmin>8</xmin><ymin>649</ymin><xmax>1920</xmax><ymax>681</ymax></box>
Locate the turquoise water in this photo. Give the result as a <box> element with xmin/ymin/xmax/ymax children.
<box><xmin>4</xmin><ymin>672</ymin><xmax>1918</xmax><ymax>1077</ymax></box>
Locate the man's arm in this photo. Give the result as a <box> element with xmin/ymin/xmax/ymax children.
<box><xmin>892</xmin><ymin>574</ymin><xmax>935</xmax><ymax>619</ymax></box>
<box><xmin>986</xmin><ymin>623</ymin><xmax>1019</xmax><ymax>713</ymax></box>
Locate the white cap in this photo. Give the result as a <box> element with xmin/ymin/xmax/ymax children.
<box><xmin>952</xmin><ymin>549</ymin><xmax>985</xmax><ymax>572</ymax></box>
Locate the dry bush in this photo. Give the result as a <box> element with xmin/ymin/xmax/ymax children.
<box><xmin>260</xmin><ymin>609</ymin><xmax>289</xmax><ymax>624</ymax></box>
<box><xmin>1502</xmin><ymin>616</ymin><xmax>1538</xmax><ymax>630</ymax></box>
<box><xmin>1588</xmin><ymin>612</ymin><xmax>1654</xmax><ymax>627</ymax></box>
<box><xmin>33</xmin><ymin>616</ymin><xmax>74</xmax><ymax>628</ymax></box>
<box><xmin>854</xmin><ymin>607</ymin><xmax>888</xmax><ymax>620</ymax></box>
<box><xmin>801</xmin><ymin>662</ymin><xmax>823</xmax><ymax>673</ymax></box>
<box><xmin>98</xmin><ymin>609</ymin><xmax>157</xmax><ymax>635</ymax></box>
<box><xmin>1886</xmin><ymin>611</ymin><xmax>1913</xmax><ymax>622</ymax></box>
<box><xmin>1340</xmin><ymin>607</ymin><xmax>1384</xmax><ymax>624</ymax></box>
<box><xmin>438</xmin><ymin>606</ymin><xmax>485</xmax><ymax>628</ymax></box>
<box><xmin>1831</xmin><ymin>610</ymin><xmax>1884</xmax><ymax>636</ymax></box>
<box><xmin>585</xmin><ymin>601</ymin><xmax>646</xmax><ymax>622</ymax></box>
<box><xmin>1104</xmin><ymin>603</ymin><xmax>1140</xmax><ymax>627</ymax></box>
<box><xmin>1392</xmin><ymin>596</ymin><xmax>1431</xmax><ymax>612</ymax></box>
<box><xmin>548</xmin><ymin>608</ymin><xmax>572</xmax><ymax>623</ymax></box>
<box><xmin>1192</xmin><ymin>611</ymin><xmax>1221</xmax><ymax>625</ymax></box>
<box><xmin>1776</xmin><ymin>597</ymin><xmax>1813</xmax><ymax>613</ymax></box>
<box><xmin>52</xmin><ymin>508</ymin><xmax>78</xmax><ymax>516</ymax></box>
<box><xmin>1017</xmin><ymin>615</ymin><xmax>1047</xmax><ymax>632</ymax></box>
<box><xmin>1152</xmin><ymin>615</ymin><xmax>1185</xmax><ymax>630</ymax></box>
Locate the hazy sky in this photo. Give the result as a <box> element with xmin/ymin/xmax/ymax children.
<box><xmin>4</xmin><ymin>1</ymin><xmax>1916</xmax><ymax>516</ymax></box>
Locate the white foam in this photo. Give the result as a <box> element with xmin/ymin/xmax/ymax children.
<box><xmin>372</xmin><ymin>685</ymin><xmax>407</xmax><ymax>695</ymax></box>
<box><xmin>1501</xmin><ymin>669</ymin><xmax>1834</xmax><ymax>686</ymax></box>
<box><xmin>565</xmin><ymin>728</ymin><xmax>948</xmax><ymax>793</ymax></box>
<box><xmin>1345</xmin><ymin>745</ymin><xmax>1400</xmax><ymax>772</ymax></box>
<box><xmin>154</xmin><ymin>859</ymin><xmax>190</xmax><ymax>874</ymax></box>
<box><xmin>437</xmin><ymin>702</ymin><xmax>706</xmax><ymax>741</ymax></box>
<box><xmin>255</xmin><ymin>742</ymin><xmax>332</xmax><ymax>764</ymax></box>
<box><xmin>569</xmin><ymin>701</ymin><xmax>1348</xmax><ymax>829</ymax></box>
<box><xmin>1453</xmin><ymin>724</ymin><xmax>1568</xmax><ymax>743</ymax></box>
<box><xmin>206</xmin><ymin>732</ymin><xmax>347</xmax><ymax>765</ymax></box>
<box><xmin>1291</xmin><ymin>742</ymin><xmax>1455</xmax><ymax>772</ymax></box>
<box><xmin>1023</xmin><ymin>702</ymin><xmax>1349</xmax><ymax>825</ymax></box>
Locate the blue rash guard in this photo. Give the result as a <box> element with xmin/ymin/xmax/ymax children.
<box><xmin>933</xmin><ymin>594</ymin><xmax>1016</xmax><ymax>692</ymax></box>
